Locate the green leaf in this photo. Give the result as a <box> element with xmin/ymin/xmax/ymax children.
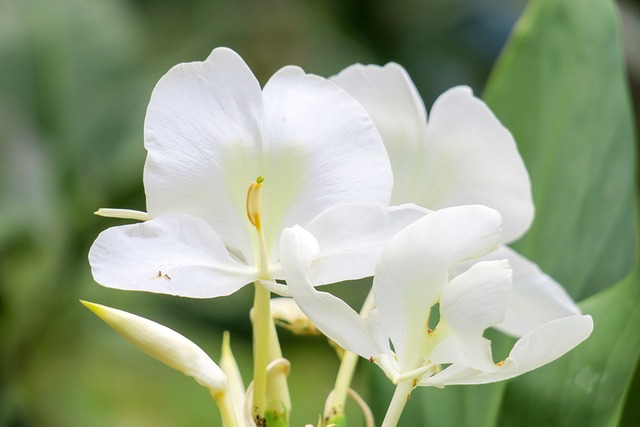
<box><xmin>618</xmin><ymin>357</ymin><xmax>640</xmax><ymax>426</ymax></box>
<box><xmin>483</xmin><ymin>0</ymin><xmax>637</xmax><ymax>300</ymax></box>
<box><xmin>497</xmin><ymin>267</ymin><xmax>640</xmax><ymax>426</ymax></box>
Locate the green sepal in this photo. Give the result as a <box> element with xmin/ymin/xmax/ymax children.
<box><xmin>325</xmin><ymin>412</ymin><xmax>347</xmax><ymax>427</ymax></box>
<box><xmin>263</xmin><ymin>408</ymin><xmax>288</xmax><ymax>427</ymax></box>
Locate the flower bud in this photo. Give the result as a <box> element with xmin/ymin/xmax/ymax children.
<box><xmin>81</xmin><ymin>300</ymin><xmax>227</xmax><ymax>394</ymax></box>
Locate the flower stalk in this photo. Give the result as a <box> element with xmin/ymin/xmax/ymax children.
<box><xmin>247</xmin><ymin>177</ymin><xmax>289</xmax><ymax>425</ymax></box>
<box><xmin>252</xmin><ymin>280</ymin><xmax>271</xmax><ymax>423</ymax></box>
<box><xmin>325</xmin><ymin>291</ymin><xmax>375</xmax><ymax>425</ymax></box>
<box><xmin>381</xmin><ymin>380</ymin><xmax>415</xmax><ymax>427</ymax></box>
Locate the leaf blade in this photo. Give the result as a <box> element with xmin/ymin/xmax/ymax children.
<box><xmin>483</xmin><ymin>0</ymin><xmax>637</xmax><ymax>300</ymax></box>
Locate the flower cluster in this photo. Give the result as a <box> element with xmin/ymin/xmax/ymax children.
<box><xmin>84</xmin><ymin>48</ymin><xmax>592</xmax><ymax>427</ymax></box>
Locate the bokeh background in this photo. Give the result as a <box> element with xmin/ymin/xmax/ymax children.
<box><xmin>1</xmin><ymin>0</ymin><xmax>639</xmax><ymax>426</ymax></box>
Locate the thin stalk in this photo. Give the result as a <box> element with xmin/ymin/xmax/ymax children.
<box><xmin>252</xmin><ymin>208</ymin><xmax>272</xmax><ymax>423</ymax></box>
<box><xmin>328</xmin><ymin>351</ymin><xmax>358</xmax><ymax>420</ymax></box>
<box><xmin>252</xmin><ymin>280</ymin><xmax>271</xmax><ymax>423</ymax></box>
<box><xmin>326</xmin><ymin>291</ymin><xmax>376</xmax><ymax>422</ymax></box>
<box><xmin>381</xmin><ymin>380</ymin><xmax>414</xmax><ymax>427</ymax></box>
<box><xmin>246</xmin><ymin>176</ymin><xmax>272</xmax><ymax>424</ymax></box>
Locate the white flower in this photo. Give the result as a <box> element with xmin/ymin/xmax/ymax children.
<box><xmin>89</xmin><ymin>48</ymin><xmax>425</xmax><ymax>298</ymax></box>
<box><xmin>280</xmin><ymin>205</ymin><xmax>593</xmax><ymax>388</ymax></box>
<box><xmin>331</xmin><ymin>64</ymin><xmax>580</xmax><ymax>336</ymax></box>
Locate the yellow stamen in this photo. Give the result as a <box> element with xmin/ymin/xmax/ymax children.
<box><xmin>246</xmin><ymin>177</ymin><xmax>264</xmax><ymax>229</ymax></box>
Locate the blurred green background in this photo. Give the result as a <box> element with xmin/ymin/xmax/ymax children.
<box><xmin>1</xmin><ymin>0</ymin><xmax>639</xmax><ymax>426</ymax></box>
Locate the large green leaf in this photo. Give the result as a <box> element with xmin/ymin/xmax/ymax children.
<box><xmin>483</xmin><ymin>0</ymin><xmax>637</xmax><ymax>300</ymax></box>
<box><xmin>497</xmin><ymin>267</ymin><xmax>640</xmax><ymax>426</ymax></box>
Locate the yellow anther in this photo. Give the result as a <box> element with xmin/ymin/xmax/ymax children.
<box><xmin>246</xmin><ymin>177</ymin><xmax>264</xmax><ymax>229</ymax></box>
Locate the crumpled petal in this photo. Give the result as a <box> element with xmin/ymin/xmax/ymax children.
<box><xmin>301</xmin><ymin>203</ymin><xmax>428</xmax><ymax>285</ymax></box>
<box><xmin>332</xmin><ymin>63</ymin><xmax>533</xmax><ymax>243</ymax></box>
<box><xmin>463</xmin><ymin>246</ymin><xmax>582</xmax><ymax>337</ymax></box>
<box><xmin>372</xmin><ymin>205</ymin><xmax>503</xmax><ymax>371</ymax></box>
<box><xmin>279</xmin><ymin>225</ymin><xmax>382</xmax><ymax>359</ymax></box>
<box><xmin>89</xmin><ymin>213</ymin><xmax>258</xmax><ymax>298</ymax></box>
<box><xmin>82</xmin><ymin>301</ymin><xmax>227</xmax><ymax>393</ymax></box>
<box><xmin>423</xmin><ymin>314</ymin><xmax>593</xmax><ymax>387</ymax></box>
<box><xmin>430</xmin><ymin>260</ymin><xmax>512</xmax><ymax>372</ymax></box>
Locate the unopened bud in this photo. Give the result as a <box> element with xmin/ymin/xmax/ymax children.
<box><xmin>270</xmin><ymin>298</ymin><xmax>322</xmax><ymax>336</ymax></box>
<box><xmin>81</xmin><ymin>300</ymin><xmax>227</xmax><ymax>394</ymax></box>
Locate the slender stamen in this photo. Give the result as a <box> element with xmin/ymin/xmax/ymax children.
<box><xmin>246</xmin><ymin>176</ymin><xmax>264</xmax><ymax>229</ymax></box>
<box><xmin>246</xmin><ymin>177</ymin><xmax>288</xmax><ymax>425</ymax></box>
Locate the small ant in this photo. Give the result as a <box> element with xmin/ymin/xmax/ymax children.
<box><xmin>156</xmin><ymin>270</ymin><xmax>172</xmax><ymax>280</ymax></box>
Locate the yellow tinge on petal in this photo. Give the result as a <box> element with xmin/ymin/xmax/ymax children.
<box><xmin>81</xmin><ymin>300</ymin><xmax>227</xmax><ymax>394</ymax></box>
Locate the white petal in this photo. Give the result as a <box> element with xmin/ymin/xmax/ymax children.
<box><xmin>279</xmin><ymin>225</ymin><xmax>382</xmax><ymax>358</ymax></box>
<box><xmin>423</xmin><ymin>315</ymin><xmax>593</xmax><ymax>387</ymax></box>
<box><xmin>331</xmin><ymin>62</ymin><xmax>427</xmax><ymax>150</ymax></box>
<box><xmin>260</xmin><ymin>66</ymin><xmax>393</xmax><ymax>253</ymax></box>
<box><xmin>373</xmin><ymin>205</ymin><xmax>503</xmax><ymax>371</ymax></box>
<box><xmin>302</xmin><ymin>203</ymin><xmax>428</xmax><ymax>285</ymax></box>
<box><xmin>89</xmin><ymin>213</ymin><xmax>258</xmax><ymax>298</ymax></box>
<box><xmin>418</xmin><ymin>87</ymin><xmax>533</xmax><ymax>243</ymax></box>
<box><xmin>470</xmin><ymin>246</ymin><xmax>581</xmax><ymax>337</ymax></box>
<box><xmin>143</xmin><ymin>47</ymin><xmax>262</xmax><ymax>263</ymax></box>
<box><xmin>335</xmin><ymin>64</ymin><xmax>533</xmax><ymax>244</ymax></box>
<box><xmin>331</xmin><ymin>63</ymin><xmax>433</xmax><ymax>227</ymax></box>
<box><xmin>82</xmin><ymin>301</ymin><xmax>227</xmax><ymax>393</ymax></box>
<box><xmin>430</xmin><ymin>260</ymin><xmax>512</xmax><ymax>372</ymax></box>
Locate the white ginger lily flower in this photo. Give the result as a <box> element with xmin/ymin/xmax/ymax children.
<box><xmin>331</xmin><ymin>64</ymin><xmax>580</xmax><ymax>336</ymax></box>
<box><xmin>89</xmin><ymin>48</ymin><xmax>426</xmax><ymax>298</ymax></box>
<box><xmin>280</xmin><ymin>205</ymin><xmax>593</xmax><ymax>389</ymax></box>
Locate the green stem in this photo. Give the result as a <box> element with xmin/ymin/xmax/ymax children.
<box><xmin>326</xmin><ymin>291</ymin><xmax>376</xmax><ymax>422</ymax></box>
<box><xmin>252</xmin><ymin>280</ymin><xmax>271</xmax><ymax>423</ymax></box>
<box><xmin>212</xmin><ymin>390</ymin><xmax>240</xmax><ymax>427</ymax></box>
<box><xmin>381</xmin><ymin>380</ymin><xmax>414</xmax><ymax>427</ymax></box>
<box><xmin>328</xmin><ymin>352</ymin><xmax>358</xmax><ymax>420</ymax></box>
